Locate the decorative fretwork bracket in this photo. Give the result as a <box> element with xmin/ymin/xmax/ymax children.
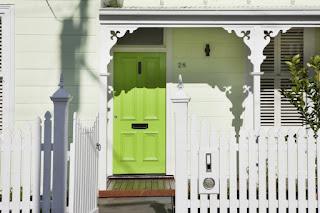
<box><xmin>101</xmin><ymin>26</ymin><xmax>138</xmax><ymax>72</ymax></box>
<box><xmin>223</xmin><ymin>26</ymin><xmax>291</xmax><ymax>129</ymax></box>
<box><xmin>223</xmin><ymin>26</ymin><xmax>290</xmax><ymax>75</ymax></box>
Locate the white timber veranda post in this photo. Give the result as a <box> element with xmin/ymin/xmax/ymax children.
<box><xmin>50</xmin><ymin>74</ymin><xmax>72</xmax><ymax>213</ymax></box>
<box><xmin>98</xmin><ymin>25</ymin><xmax>108</xmax><ymax>190</ymax></box>
<box><xmin>171</xmin><ymin>75</ymin><xmax>191</xmax><ymax>213</ymax></box>
<box><xmin>224</xmin><ymin>26</ymin><xmax>289</xmax><ymax>129</ymax></box>
<box><xmin>98</xmin><ymin>25</ymin><xmax>137</xmax><ymax>189</ymax></box>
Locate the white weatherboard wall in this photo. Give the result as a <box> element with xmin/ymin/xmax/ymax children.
<box><xmin>1</xmin><ymin>0</ymin><xmax>100</xmax><ymax>129</ymax></box>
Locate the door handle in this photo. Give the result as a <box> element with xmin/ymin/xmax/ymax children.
<box><xmin>138</xmin><ymin>62</ymin><xmax>142</xmax><ymax>75</ymax></box>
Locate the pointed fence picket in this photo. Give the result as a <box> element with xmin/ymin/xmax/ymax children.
<box><xmin>277</xmin><ymin>129</ymin><xmax>288</xmax><ymax>212</ymax></box>
<box><xmin>239</xmin><ymin>129</ymin><xmax>249</xmax><ymax>213</ymax></box>
<box><xmin>209</xmin><ymin>129</ymin><xmax>219</xmax><ymax>212</ymax></box>
<box><xmin>42</xmin><ymin>112</ymin><xmax>53</xmax><ymax>213</ymax></box>
<box><xmin>297</xmin><ymin>129</ymin><xmax>307</xmax><ymax>212</ymax></box>
<box><xmin>258</xmin><ymin>129</ymin><xmax>267</xmax><ymax>213</ymax></box>
<box><xmin>174</xmin><ymin>115</ymin><xmax>320</xmax><ymax>212</ymax></box>
<box><xmin>189</xmin><ymin>116</ymin><xmax>199</xmax><ymax>212</ymax></box>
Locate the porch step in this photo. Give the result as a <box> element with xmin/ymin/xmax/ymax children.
<box><xmin>99</xmin><ymin>176</ymin><xmax>175</xmax><ymax>198</ymax></box>
<box><xmin>108</xmin><ymin>175</ymin><xmax>174</xmax><ymax>179</ymax></box>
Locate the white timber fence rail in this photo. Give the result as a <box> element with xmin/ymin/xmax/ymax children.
<box><xmin>0</xmin><ymin>76</ymin><xmax>99</xmax><ymax>212</ymax></box>
<box><xmin>69</xmin><ymin>113</ymin><xmax>99</xmax><ymax>213</ymax></box>
<box><xmin>172</xmin><ymin>76</ymin><xmax>320</xmax><ymax>213</ymax></box>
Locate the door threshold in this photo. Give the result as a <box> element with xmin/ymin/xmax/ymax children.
<box><xmin>108</xmin><ymin>175</ymin><xmax>173</xmax><ymax>179</ymax></box>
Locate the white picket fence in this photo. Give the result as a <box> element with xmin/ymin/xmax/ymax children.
<box><xmin>176</xmin><ymin>116</ymin><xmax>320</xmax><ymax>212</ymax></box>
<box><xmin>0</xmin><ymin>113</ymin><xmax>100</xmax><ymax>212</ymax></box>
<box><xmin>0</xmin><ymin>78</ymin><xmax>99</xmax><ymax>212</ymax></box>
<box><xmin>0</xmin><ymin>114</ymin><xmax>63</xmax><ymax>212</ymax></box>
<box><xmin>69</xmin><ymin>113</ymin><xmax>99</xmax><ymax>213</ymax></box>
<box><xmin>0</xmin><ymin>119</ymin><xmax>42</xmax><ymax>212</ymax></box>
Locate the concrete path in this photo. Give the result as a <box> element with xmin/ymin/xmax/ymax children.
<box><xmin>98</xmin><ymin>197</ymin><xmax>173</xmax><ymax>213</ymax></box>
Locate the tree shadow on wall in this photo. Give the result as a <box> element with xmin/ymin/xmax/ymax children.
<box><xmin>57</xmin><ymin>0</ymin><xmax>101</xmax><ymax>140</ymax></box>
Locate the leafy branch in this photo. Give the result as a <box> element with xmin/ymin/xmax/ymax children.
<box><xmin>280</xmin><ymin>54</ymin><xmax>320</xmax><ymax>138</ymax></box>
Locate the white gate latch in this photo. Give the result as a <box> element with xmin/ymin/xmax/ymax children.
<box><xmin>198</xmin><ymin>149</ymin><xmax>219</xmax><ymax>194</ymax></box>
<box><xmin>96</xmin><ymin>143</ymin><xmax>101</xmax><ymax>151</ymax></box>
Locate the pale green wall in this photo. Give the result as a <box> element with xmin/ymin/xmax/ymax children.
<box><xmin>2</xmin><ymin>0</ymin><xmax>100</xmax><ymax>127</ymax></box>
<box><xmin>171</xmin><ymin>28</ymin><xmax>251</xmax><ymax>132</ymax></box>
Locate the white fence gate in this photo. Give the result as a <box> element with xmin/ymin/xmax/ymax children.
<box><xmin>175</xmin><ymin>116</ymin><xmax>320</xmax><ymax>212</ymax></box>
<box><xmin>69</xmin><ymin>113</ymin><xmax>99</xmax><ymax>213</ymax></box>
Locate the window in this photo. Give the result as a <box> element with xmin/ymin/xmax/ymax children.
<box><xmin>260</xmin><ymin>28</ymin><xmax>304</xmax><ymax>127</ymax></box>
<box><xmin>116</xmin><ymin>28</ymin><xmax>164</xmax><ymax>46</ymax></box>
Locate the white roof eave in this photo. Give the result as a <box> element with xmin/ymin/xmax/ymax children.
<box><xmin>99</xmin><ymin>8</ymin><xmax>320</xmax><ymax>25</ymax></box>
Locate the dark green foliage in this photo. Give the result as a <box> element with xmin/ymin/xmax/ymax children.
<box><xmin>280</xmin><ymin>54</ymin><xmax>320</xmax><ymax>138</ymax></box>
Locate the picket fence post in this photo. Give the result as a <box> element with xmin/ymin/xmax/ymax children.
<box><xmin>42</xmin><ymin>111</ymin><xmax>53</xmax><ymax>212</ymax></box>
<box><xmin>171</xmin><ymin>75</ymin><xmax>190</xmax><ymax>213</ymax></box>
<box><xmin>32</xmin><ymin>117</ymin><xmax>41</xmax><ymax>212</ymax></box>
<box><xmin>50</xmin><ymin>74</ymin><xmax>73</xmax><ymax>213</ymax></box>
<box><xmin>68</xmin><ymin>113</ymin><xmax>77</xmax><ymax>213</ymax></box>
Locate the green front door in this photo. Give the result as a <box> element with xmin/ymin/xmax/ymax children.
<box><xmin>113</xmin><ymin>52</ymin><xmax>166</xmax><ymax>174</ymax></box>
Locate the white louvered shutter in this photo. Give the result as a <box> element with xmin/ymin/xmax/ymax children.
<box><xmin>0</xmin><ymin>17</ymin><xmax>3</xmax><ymax>131</ymax></box>
<box><xmin>261</xmin><ymin>28</ymin><xmax>304</xmax><ymax>127</ymax></box>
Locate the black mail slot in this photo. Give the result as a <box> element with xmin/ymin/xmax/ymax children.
<box><xmin>132</xmin><ymin>123</ymin><xmax>148</xmax><ymax>129</ymax></box>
